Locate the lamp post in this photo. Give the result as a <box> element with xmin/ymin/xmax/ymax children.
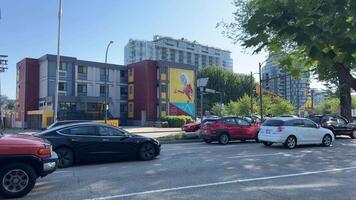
<box><xmin>54</xmin><ymin>0</ymin><xmax>62</xmax><ymax>122</ymax></box>
<box><xmin>104</xmin><ymin>41</ymin><xmax>114</xmax><ymax>123</ymax></box>
<box><xmin>258</xmin><ymin>58</ymin><xmax>269</xmax><ymax>122</ymax></box>
<box><xmin>197</xmin><ymin>78</ymin><xmax>209</xmax><ymax>120</ymax></box>
<box><xmin>259</xmin><ymin>63</ymin><xmax>263</xmax><ymax>121</ymax></box>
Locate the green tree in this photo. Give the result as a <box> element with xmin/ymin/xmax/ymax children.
<box><xmin>198</xmin><ymin>66</ymin><xmax>255</xmax><ymax>111</ymax></box>
<box><xmin>211</xmin><ymin>103</ymin><xmax>226</xmax><ymax>116</ymax></box>
<box><xmin>269</xmin><ymin>98</ymin><xmax>295</xmax><ymax>116</ymax></box>
<box><xmin>314</xmin><ymin>98</ymin><xmax>340</xmax><ymax>114</ymax></box>
<box><xmin>221</xmin><ymin>0</ymin><xmax>356</xmax><ymax>121</ymax></box>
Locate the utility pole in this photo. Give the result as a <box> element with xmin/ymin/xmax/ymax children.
<box><xmin>250</xmin><ymin>72</ymin><xmax>253</xmax><ymax>115</ymax></box>
<box><xmin>311</xmin><ymin>89</ymin><xmax>314</xmax><ymax>110</ymax></box>
<box><xmin>297</xmin><ymin>79</ymin><xmax>300</xmax><ymax>116</ymax></box>
<box><xmin>104</xmin><ymin>41</ymin><xmax>114</xmax><ymax>123</ymax></box>
<box><xmin>0</xmin><ymin>55</ymin><xmax>8</xmax><ymax>130</ymax></box>
<box><xmin>54</xmin><ymin>0</ymin><xmax>62</xmax><ymax>122</ymax></box>
<box><xmin>259</xmin><ymin>63</ymin><xmax>263</xmax><ymax>121</ymax></box>
<box><xmin>200</xmin><ymin>87</ymin><xmax>204</xmax><ymax>120</ymax></box>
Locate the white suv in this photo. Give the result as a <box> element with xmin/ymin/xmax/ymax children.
<box><xmin>258</xmin><ymin>117</ymin><xmax>334</xmax><ymax>149</ymax></box>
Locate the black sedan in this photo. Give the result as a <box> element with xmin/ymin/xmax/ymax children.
<box><xmin>34</xmin><ymin>122</ymin><xmax>161</xmax><ymax>168</ymax></box>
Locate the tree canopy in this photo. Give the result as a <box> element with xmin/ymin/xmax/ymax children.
<box><xmin>221</xmin><ymin>0</ymin><xmax>356</xmax><ymax>120</ymax></box>
<box><xmin>198</xmin><ymin>66</ymin><xmax>254</xmax><ymax>111</ymax></box>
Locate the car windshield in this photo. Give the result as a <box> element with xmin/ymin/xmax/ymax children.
<box><xmin>263</xmin><ymin>119</ymin><xmax>284</xmax><ymax>126</ymax></box>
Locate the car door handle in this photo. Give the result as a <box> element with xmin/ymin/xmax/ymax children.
<box><xmin>102</xmin><ymin>139</ymin><xmax>110</xmax><ymax>142</ymax></box>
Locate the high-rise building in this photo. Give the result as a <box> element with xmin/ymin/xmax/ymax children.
<box><xmin>124</xmin><ymin>35</ymin><xmax>233</xmax><ymax>71</ymax></box>
<box><xmin>261</xmin><ymin>55</ymin><xmax>310</xmax><ymax>112</ymax></box>
<box><xmin>311</xmin><ymin>89</ymin><xmax>326</xmax><ymax>106</ymax></box>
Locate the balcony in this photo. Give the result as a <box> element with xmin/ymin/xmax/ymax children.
<box><xmin>78</xmin><ymin>73</ymin><xmax>88</xmax><ymax>80</ymax></box>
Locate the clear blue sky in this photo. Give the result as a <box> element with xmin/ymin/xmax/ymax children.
<box><xmin>0</xmin><ymin>0</ymin><xmax>270</xmax><ymax>99</ymax></box>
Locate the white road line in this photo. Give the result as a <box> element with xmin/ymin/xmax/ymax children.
<box><xmin>83</xmin><ymin>166</ymin><xmax>356</xmax><ymax>200</ymax></box>
<box><xmin>227</xmin><ymin>152</ymin><xmax>286</xmax><ymax>159</ymax></box>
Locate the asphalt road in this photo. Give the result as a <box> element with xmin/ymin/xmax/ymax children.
<box><xmin>23</xmin><ymin>137</ymin><xmax>356</xmax><ymax>200</ymax></box>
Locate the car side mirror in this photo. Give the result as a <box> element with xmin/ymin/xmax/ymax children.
<box><xmin>316</xmin><ymin>125</ymin><xmax>320</xmax><ymax>129</ymax></box>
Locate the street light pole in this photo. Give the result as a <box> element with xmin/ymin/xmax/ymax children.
<box><xmin>104</xmin><ymin>41</ymin><xmax>114</xmax><ymax>123</ymax></box>
<box><xmin>259</xmin><ymin>62</ymin><xmax>263</xmax><ymax>121</ymax></box>
<box><xmin>54</xmin><ymin>0</ymin><xmax>62</xmax><ymax>122</ymax></box>
<box><xmin>250</xmin><ymin>72</ymin><xmax>253</xmax><ymax>115</ymax></box>
<box><xmin>200</xmin><ymin>87</ymin><xmax>204</xmax><ymax>120</ymax></box>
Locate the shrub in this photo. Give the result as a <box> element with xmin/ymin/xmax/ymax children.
<box><xmin>161</xmin><ymin>115</ymin><xmax>191</xmax><ymax>127</ymax></box>
<box><xmin>161</xmin><ymin>122</ymin><xmax>169</xmax><ymax>128</ymax></box>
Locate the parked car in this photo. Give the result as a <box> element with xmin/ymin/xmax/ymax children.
<box><xmin>308</xmin><ymin>114</ymin><xmax>356</xmax><ymax>139</ymax></box>
<box><xmin>258</xmin><ymin>117</ymin><xmax>334</xmax><ymax>149</ymax></box>
<box><xmin>0</xmin><ymin>133</ymin><xmax>58</xmax><ymax>198</ymax></box>
<box><xmin>182</xmin><ymin>118</ymin><xmax>221</xmax><ymax>132</ymax></box>
<box><xmin>182</xmin><ymin>122</ymin><xmax>201</xmax><ymax>132</ymax></box>
<box><xmin>200</xmin><ymin>117</ymin><xmax>260</xmax><ymax>145</ymax></box>
<box><xmin>46</xmin><ymin>120</ymin><xmax>89</xmax><ymax>130</ymax></box>
<box><xmin>34</xmin><ymin>122</ymin><xmax>161</xmax><ymax>168</ymax></box>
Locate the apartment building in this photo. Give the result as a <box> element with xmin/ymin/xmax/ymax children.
<box><xmin>127</xmin><ymin>60</ymin><xmax>196</xmax><ymax>125</ymax></box>
<box><xmin>262</xmin><ymin>55</ymin><xmax>310</xmax><ymax>111</ymax></box>
<box><xmin>124</xmin><ymin>35</ymin><xmax>233</xmax><ymax>71</ymax></box>
<box><xmin>15</xmin><ymin>54</ymin><xmax>128</xmax><ymax>128</ymax></box>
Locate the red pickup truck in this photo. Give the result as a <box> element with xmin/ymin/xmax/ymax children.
<box><xmin>0</xmin><ymin>133</ymin><xmax>58</xmax><ymax>198</ymax></box>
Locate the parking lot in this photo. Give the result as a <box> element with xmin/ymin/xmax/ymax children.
<box><xmin>24</xmin><ymin>138</ymin><xmax>356</xmax><ymax>200</ymax></box>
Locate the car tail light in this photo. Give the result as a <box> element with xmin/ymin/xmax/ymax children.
<box><xmin>38</xmin><ymin>145</ymin><xmax>52</xmax><ymax>156</ymax></box>
<box><xmin>277</xmin><ymin>126</ymin><xmax>284</xmax><ymax>132</ymax></box>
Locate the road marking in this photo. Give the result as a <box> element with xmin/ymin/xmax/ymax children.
<box><xmin>227</xmin><ymin>152</ymin><xmax>287</xmax><ymax>159</ymax></box>
<box><xmin>83</xmin><ymin>166</ymin><xmax>356</xmax><ymax>200</ymax></box>
<box><xmin>53</xmin><ymin>170</ymin><xmax>72</xmax><ymax>174</ymax></box>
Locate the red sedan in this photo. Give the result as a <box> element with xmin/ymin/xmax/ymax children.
<box><xmin>200</xmin><ymin>117</ymin><xmax>260</xmax><ymax>144</ymax></box>
<box><xmin>182</xmin><ymin>119</ymin><xmax>220</xmax><ymax>132</ymax></box>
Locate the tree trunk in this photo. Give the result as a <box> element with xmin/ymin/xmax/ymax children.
<box><xmin>335</xmin><ymin>64</ymin><xmax>352</xmax><ymax>121</ymax></box>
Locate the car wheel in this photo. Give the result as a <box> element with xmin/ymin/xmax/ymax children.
<box><xmin>0</xmin><ymin>163</ymin><xmax>37</xmax><ymax>198</ymax></box>
<box><xmin>139</xmin><ymin>143</ymin><xmax>156</xmax><ymax>161</ymax></box>
<box><xmin>263</xmin><ymin>142</ymin><xmax>273</xmax><ymax>146</ymax></box>
<box><xmin>351</xmin><ymin>129</ymin><xmax>356</xmax><ymax>139</ymax></box>
<box><xmin>284</xmin><ymin>136</ymin><xmax>297</xmax><ymax>149</ymax></box>
<box><xmin>56</xmin><ymin>148</ymin><xmax>75</xmax><ymax>168</ymax></box>
<box><xmin>322</xmin><ymin>134</ymin><xmax>332</xmax><ymax>147</ymax></box>
<box><xmin>203</xmin><ymin>139</ymin><xmax>212</xmax><ymax>144</ymax></box>
<box><xmin>218</xmin><ymin>133</ymin><xmax>230</xmax><ymax>145</ymax></box>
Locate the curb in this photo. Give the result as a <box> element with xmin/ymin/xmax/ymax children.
<box><xmin>158</xmin><ymin>139</ymin><xmax>202</xmax><ymax>144</ymax></box>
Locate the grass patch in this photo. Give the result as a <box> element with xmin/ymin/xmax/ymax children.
<box><xmin>156</xmin><ymin>132</ymin><xmax>200</xmax><ymax>141</ymax></box>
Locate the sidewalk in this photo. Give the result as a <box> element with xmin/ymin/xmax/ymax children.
<box><xmin>2</xmin><ymin>126</ymin><xmax>184</xmax><ymax>139</ymax></box>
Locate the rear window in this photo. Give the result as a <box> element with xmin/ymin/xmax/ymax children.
<box><xmin>309</xmin><ymin>116</ymin><xmax>321</xmax><ymax>124</ymax></box>
<box><xmin>262</xmin><ymin>119</ymin><xmax>284</xmax><ymax>126</ymax></box>
<box><xmin>203</xmin><ymin>119</ymin><xmax>218</xmax><ymax>125</ymax></box>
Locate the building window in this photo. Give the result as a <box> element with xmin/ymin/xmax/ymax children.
<box><xmin>60</xmin><ymin>62</ymin><xmax>67</xmax><ymax>71</ymax></box>
<box><xmin>178</xmin><ymin>51</ymin><xmax>184</xmax><ymax>63</ymax></box>
<box><xmin>100</xmin><ymin>85</ymin><xmax>107</xmax><ymax>96</ymax></box>
<box><xmin>120</xmin><ymin>70</ymin><xmax>127</xmax><ymax>77</ymax></box>
<box><xmin>161</xmin><ymin>103</ymin><xmax>167</xmax><ymax>112</ymax></box>
<box><xmin>120</xmin><ymin>104</ymin><xmax>128</xmax><ymax>113</ymax></box>
<box><xmin>194</xmin><ymin>54</ymin><xmax>199</xmax><ymax>66</ymax></box>
<box><xmin>187</xmin><ymin>52</ymin><xmax>192</xmax><ymax>64</ymax></box>
<box><xmin>128</xmin><ymin>68</ymin><xmax>133</xmax><ymax>76</ymax></box>
<box><xmin>100</xmin><ymin>68</ymin><xmax>106</xmax><ymax>81</ymax></box>
<box><xmin>77</xmin><ymin>84</ymin><xmax>87</xmax><ymax>94</ymax></box>
<box><xmin>78</xmin><ymin>65</ymin><xmax>88</xmax><ymax>74</ymax></box>
<box><xmin>120</xmin><ymin>86</ymin><xmax>128</xmax><ymax>95</ymax></box>
<box><xmin>129</xmin><ymin>103</ymin><xmax>133</xmax><ymax>112</ymax></box>
<box><xmin>59</xmin><ymin>82</ymin><xmax>67</xmax><ymax>91</ymax></box>
<box><xmin>129</xmin><ymin>85</ymin><xmax>133</xmax><ymax>94</ymax></box>
<box><xmin>161</xmin><ymin>85</ymin><xmax>167</xmax><ymax>93</ymax></box>
<box><xmin>169</xmin><ymin>49</ymin><xmax>176</xmax><ymax>62</ymax></box>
